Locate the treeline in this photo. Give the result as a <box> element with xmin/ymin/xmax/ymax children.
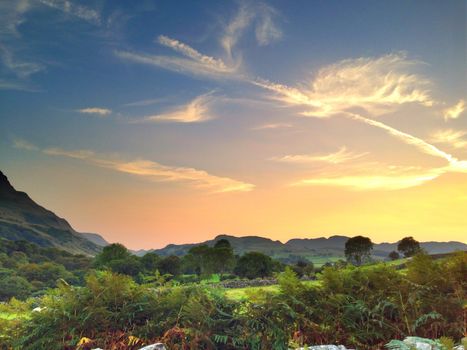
<box><xmin>0</xmin><ymin>238</ymin><xmax>315</xmax><ymax>301</ymax></box>
<box><xmin>1</xmin><ymin>251</ymin><xmax>465</xmax><ymax>350</ymax></box>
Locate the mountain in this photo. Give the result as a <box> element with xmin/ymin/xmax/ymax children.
<box><xmin>0</xmin><ymin>170</ymin><xmax>106</xmax><ymax>255</ymax></box>
<box><xmin>79</xmin><ymin>232</ymin><xmax>109</xmax><ymax>247</ymax></box>
<box><xmin>140</xmin><ymin>234</ymin><xmax>467</xmax><ymax>262</ymax></box>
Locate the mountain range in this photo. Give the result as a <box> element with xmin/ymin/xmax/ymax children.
<box><xmin>0</xmin><ymin>170</ymin><xmax>465</xmax><ymax>260</ymax></box>
<box><xmin>0</xmin><ymin>170</ymin><xmax>108</xmax><ymax>255</ymax></box>
<box><xmin>138</xmin><ymin>233</ymin><xmax>466</xmax><ymax>262</ymax></box>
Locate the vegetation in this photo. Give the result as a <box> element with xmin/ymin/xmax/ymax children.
<box><xmin>0</xmin><ymin>237</ymin><xmax>465</xmax><ymax>350</ymax></box>
<box><xmin>344</xmin><ymin>235</ymin><xmax>373</xmax><ymax>265</ymax></box>
<box><xmin>398</xmin><ymin>236</ymin><xmax>422</xmax><ymax>257</ymax></box>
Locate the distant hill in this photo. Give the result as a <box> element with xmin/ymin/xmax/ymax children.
<box><xmin>140</xmin><ymin>234</ymin><xmax>467</xmax><ymax>263</ymax></box>
<box><xmin>0</xmin><ymin>170</ymin><xmax>107</xmax><ymax>255</ymax></box>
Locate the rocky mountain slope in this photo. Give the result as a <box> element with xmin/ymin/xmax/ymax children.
<box><xmin>0</xmin><ymin>170</ymin><xmax>106</xmax><ymax>255</ymax></box>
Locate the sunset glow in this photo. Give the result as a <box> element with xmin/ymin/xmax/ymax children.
<box><xmin>0</xmin><ymin>0</ymin><xmax>465</xmax><ymax>249</ymax></box>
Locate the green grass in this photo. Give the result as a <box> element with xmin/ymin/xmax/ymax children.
<box><xmin>224</xmin><ymin>280</ymin><xmax>320</xmax><ymax>300</ymax></box>
<box><xmin>0</xmin><ymin>311</ymin><xmax>20</xmax><ymax>320</ymax></box>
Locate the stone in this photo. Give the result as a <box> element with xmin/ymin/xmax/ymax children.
<box><xmin>295</xmin><ymin>346</ymin><xmax>350</xmax><ymax>350</ymax></box>
<box><xmin>139</xmin><ymin>343</ymin><xmax>167</xmax><ymax>350</ymax></box>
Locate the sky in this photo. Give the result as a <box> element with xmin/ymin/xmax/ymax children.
<box><xmin>0</xmin><ymin>0</ymin><xmax>466</xmax><ymax>249</ymax></box>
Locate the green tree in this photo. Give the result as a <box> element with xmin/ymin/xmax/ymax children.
<box><xmin>141</xmin><ymin>252</ymin><xmax>160</xmax><ymax>272</ymax></box>
<box><xmin>94</xmin><ymin>243</ymin><xmax>131</xmax><ymax>267</ymax></box>
<box><xmin>234</xmin><ymin>252</ymin><xmax>274</xmax><ymax>279</ymax></box>
<box><xmin>397</xmin><ymin>236</ymin><xmax>421</xmax><ymax>257</ymax></box>
<box><xmin>344</xmin><ymin>236</ymin><xmax>373</xmax><ymax>266</ymax></box>
<box><xmin>158</xmin><ymin>255</ymin><xmax>181</xmax><ymax>276</ymax></box>
<box><xmin>0</xmin><ymin>275</ymin><xmax>32</xmax><ymax>301</ymax></box>
<box><xmin>211</xmin><ymin>239</ymin><xmax>235</xmax><ymax>276</ymax></box>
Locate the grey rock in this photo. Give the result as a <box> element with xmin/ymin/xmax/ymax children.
<box><xmin>295</xmin><ymin>346</ymin><xmax>350</xmax><ymax>350</ymax></box>
<box><xmin>139</xmin><ymin>343</ymin><xmax>167</xmax><ymax>350</ymax></box>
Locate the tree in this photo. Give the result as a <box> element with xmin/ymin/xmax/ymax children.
<box><xmin>212</xmin><ymin>239</ymin><xmax>235</xmax><ymax>276</ymax></box>
<box><xmin>292</xmin><ymin>259</ymin><xmax>314</xmax><ymax>278</ymax></box>
<box><xmin>94</xmin><ymin>243</ymin><xmax>131</xmax><ymax>267</ymax></box>
<box><xmin>157</xmin><ymin>255</ymin><xmax>181</xmax><ymax>276</ymax></box>
<box><xmin>234</xmin><ymin>252</ymin><xmax>274</xmax><ymax>279</ymax></box>
<box><xmin>0</xmin><ymin>275</ymin><xmax>32</xmax><ymax>301</ymax></box>
<box><xmin>397</xmin><ymin>236</ymin><xmax>421</xmax><ymax>257</ymax></box>
<box><xmin>388</xmin><ymin>251</ymin><xmax>400</xmax><ymax>261</ymax></box>
<box><xmin>141</xmin><ymin>252</ymin><xmax>160</xmax><ymax>272</ymax></box>
<box><xmin>344</xmin><ymin>236</ymin><xmax>373</xmax><ymax>266</ymax></box>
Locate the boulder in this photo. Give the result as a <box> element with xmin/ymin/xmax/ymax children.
<box><xmin>139</xmin><ymin>343</ymin><xmax>167</xmax><ymax>350</ymax></box>
<box><xmin>296</xmin><ymin>346</ymin><xmax>350</xmax><ymax>350</ymax></box>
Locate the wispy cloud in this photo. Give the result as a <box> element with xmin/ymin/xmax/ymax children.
<box><xmin>255</xmin><ymin>3</ymin><xmax>283</xmax><ymax>46</ymax></box>
<box><xmin>13</xmin><ymin>138</ymin><xmax>39</xmax><ymax>151</ymax></box>
<box><xmin>443</xmin><ymin>99</ymin><xmax>465</xmax><ymax>121</ymax></box>
<box><xmin>293</xmin><ymin>167</ymin><xmax>444</xmax><ymax>191</ymax></box>
<box><xmin>122</xmin><ymin>98</ymin><xmax>167</xmax><ymax>108</ymax></box>
<box><xmin>136</xmin><ymin>93</ymin><xmax>214</xmax><ymax>123</ymax></box>
<box><xmin>38</xmin><ymin>0</ymin><xmax>101</xmax><ymax>25</ymax></box>
<box><xmin>252</xmin><ymin>123</ymin><xmax>293</xmax><ymax>130</ymax></box>
<box><xmin>116</xmin><ymin>2</ymin><xmax>282</xmax><ymax>81</ymax></box>
<box><xmin>255</xmin><ymin>53</ymin><xmax>433</xmax><ymax>117</ymax></box>
<box><xmin>273</xmin><ymin>146</ymin><xmax>368</xmax><ymax>164</ymax></box>
<box><xmin>115</xmin><ymin>48</ymin><xmax>240</xmax><ymax>80</ymax></box>
<box><xmin>221</xmin><ymin>2</ymin><xmax>282</xmax><ymax>58</ymax></box>
<box><xmin>430</xmin><ymin>129</ymin><xmax>467</xmax><ymax>149</ymax></box>
<box><xmin>252</xmin><ymin>53</ymin><xmax>467</xmax><ymax>189</ymax></box>
<box><xmin>14</xmin><ymin>140</ymin><xmax>254</xmax><ymax>193</ymax></box>
<box><xmin>77</xmin><ymin>107</ymin><xmax>112</xmax><ymax>117</ymax></box>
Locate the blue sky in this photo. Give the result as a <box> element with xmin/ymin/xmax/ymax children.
<box><xmin>0</xmin><ymin>0</ymin><xmax>466</xmax><ymax>248</ymax></box>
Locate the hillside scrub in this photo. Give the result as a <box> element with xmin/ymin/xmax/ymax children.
<box><xmin>0</xmin><ymin>251</ymin><xmax>464</xmax><ymax>350</ymax></box>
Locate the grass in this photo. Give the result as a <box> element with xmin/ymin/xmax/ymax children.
<box><xmin>224</xmin><ymin>280</ymin><xmax>320</xmax><ymax>300</ymax></box>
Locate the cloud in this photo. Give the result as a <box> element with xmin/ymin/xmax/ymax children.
<box><xmin>14</xmin><ymin>140</ymin><xmax>254</xmax><ymax>193</ymax></box>
<box><xmin>273</xmin><ymin>146</ymin><xmax>368</xmax><ymax>164</ymax></box>
<box><xmin>251</xmin><ymin>53</ymin><xmax>467</xmax><ymax>189</ymax></box>
<box><xmin>293</xmin><ymin>168</ymin><xmax>444</xmax><ymax>191</ymax></box>
<box><xmin>252</xmin><ymin>123</ymin><xmax>293</xmax><ymax>130</ymax></box>
<box><xmin>138</xmin><ymin>93</ymin><xmax>214</xmax><ymax>123</ymax></box>
<box><xmin>115</xmin><ymin>48</ymin><xmax>240</xmax><ymax>80</ymax></box>
<box><xmin>255</xmin><ymin>53</ymin><xmax>433</xmax><ymax>117</ymax></box>
<box><xmin>77</xmin><ymin>107</ymin><xmax>112</xmax><ymax>116</ymax></box>
<box><xmin>443</xmin><ymin>99</ymin><xmax>465</xmax><ymax>121</ymax></box>
<box><xmin>13</xmin><ymin>138</ymin><xmax>39</xmax><ymax>151</ymax></box>
<box><xmin>116</xmin><ymin>2</ymin><xmax>282</xmax><ymax>80</ymax></box>
<box><xmin>221</xmin><ymin>2</ymin><xmax>282</xmax><ymax>58</ymax></box>
<box><xmin>430</xmin><ymin>129</ymin><xmax>467</xmax><ymax>149</ymax></box>
<box><xmin>38</xmin><ymin>0</ymin><xmax>100</xmax><ymax>25</ymax></box>
<box><xmin>158</xmin><ymin>35</ymin><xmax>231</xmax><ymax>73</ymax></box>
<box><xmin>255</xmin><ymin>3</ymin><xmax>283</xmax><ymax>46</ymax></box>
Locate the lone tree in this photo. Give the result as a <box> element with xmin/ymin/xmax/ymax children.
<box><xmin>388</xmin><ymin>251</ymin><xmax>400</xmax><ymax>261</ymax></box>
<box><xmin>344</xmin><ymin>236</ymin><xmax>373</xmax><ymax>266</ymax></box>
<box><xmin>397</xmin><ymin>236</ymin><xmax>421</xmax><ymax>257</ymax></box>
<box><xmin>234</xmin><ymin>252</ymin><xmax>274</xmax><ymax>279</ymax></box>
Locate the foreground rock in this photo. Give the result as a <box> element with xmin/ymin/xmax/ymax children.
<box><xmin>138</xmin><ymin>344</ymin><xmax>167</xmax><ymax>350</ymax></box>
<box><xmin>386</xmin><ymin>337</ymin><xmax>465</xmax><ymax>350</ymax></box>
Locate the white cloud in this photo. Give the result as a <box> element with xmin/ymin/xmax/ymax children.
<box><xmin>252</xmin><ymin>123</ymin><xmax>293</xmax><ymax>130</ymax></box>
<box><xmin>14</xmin><ymin>140</ymin><xmax>254</xmax><ymax>193</ymax></box>
<box><xmin>255</xmin><ymin>53</ymin><xmax>433</xmax><ymax>117</ymax></box>
<box><xmin>78</xmin><ymin>107</ymin><xmax>112</xmax><ymax>116</ymax></box>
<box><xmin>251</xmin><ymin>53</ymin><xmax>467</xmax><ymax>189</ymax></box>
<box><xmin>38</xmin><ymin>0</ymin><xmax>100</xmax><ymax>25</ymax></box>
<box><xmin>273</xmin><ymin>146</ymin><xmax>368</xmax><ymax>164</ymax></box>
<box><xmin>293</xmin><ymin>168</ymin><xmax>443</xmax><ymax>191</ymax></box>
<box><xmin>139</xmin><ymin>93</ymin><xmax>214</xmax><ymax>123</ymax></box>
<box><xmin>255</xmin><ymin>3</ymin><xmax>282</xmax><ymax>46</ymax></box>
<box><xmin>443</xmin><ymin>99</ymin><xmax>465</xmax><ymax>121</ymax></box>
<box><xmin>430</xmin><ymin>129</ymin><xmax>467</xmax><ymax>149</ymax></box>
<box><xmin>221</xmin><ymin>3</ymin><xmax>254</xmax><ymax>59</ymax></box>
<box><xmin>115</xmin><ymin>49</ymin><xmax>240</xmax><ymax>80</ymax></box>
